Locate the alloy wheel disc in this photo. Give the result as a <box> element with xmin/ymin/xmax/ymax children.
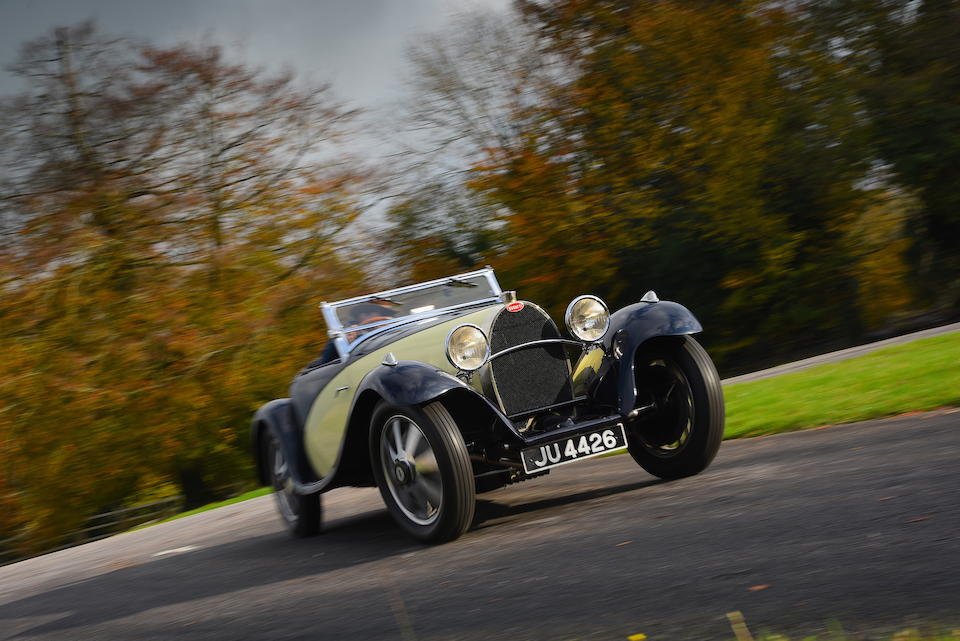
<box><xmin>379</xmin><ymin>415</ymin><xmax>442</xmax><ymax>526</ymax></box>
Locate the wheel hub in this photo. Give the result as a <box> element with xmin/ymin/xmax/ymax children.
<box><xmin>632</xmin><ymin>358</ymin><xmax>694</xmax><ymax>456</ymax></box>
<box><xmin>380</xmin><ymin>414</ymin><xmax>443</xmax><ymax>527</ymax></box>
<box><xmin>393</xmin><ymin>459</ymin><xmax>416</xmax><ymax>486</ymax></box>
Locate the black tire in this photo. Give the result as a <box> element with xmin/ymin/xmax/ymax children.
<box><xmin>626</xmin><ymin>336</ymin><xmax>724</xmax><ymax>480</ymax></box>
<box><xmin>370</xmin><ymin>401</ymin><xmax>475</xmax><ymax>543</ymax></box>
<box><xmin>262</xmin><ymin>433</ymin><xmax>322</xmax><ymax>537</ymax></box>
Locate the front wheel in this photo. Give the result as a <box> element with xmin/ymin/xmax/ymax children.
<box><xmin>626</xmin><ymin>336</ymin><xmax>724</xmax><ymax>480</ymax></box>
<box><xmin>370</xmin><ymin>402</ymin><xmax>475</xmax><ymax>543</ymax></box>
<box><xmin>263</xmin><ymin>434</ymin><xmax>322</xmax><ymax>537</ymax></box>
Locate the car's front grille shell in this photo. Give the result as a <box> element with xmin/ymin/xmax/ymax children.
<box><xmin>487</xmin><ymin>304</ymin><xmax>573</xmax><ymax>417</ymax></box>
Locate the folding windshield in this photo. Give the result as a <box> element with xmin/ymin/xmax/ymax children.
<box><xmin>320</xmin><ymin>268</ymin><xmax>503</xmax><ymax>356</ymax></box>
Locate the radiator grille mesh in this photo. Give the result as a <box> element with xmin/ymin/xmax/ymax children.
<box><xmin>489</xmin><ymin>305</ymin><xmax>573</xmax><ymax>416</ymax></box>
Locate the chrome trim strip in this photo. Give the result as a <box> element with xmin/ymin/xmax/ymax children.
<box><xmin>293</xmin><ymin>479</ymin><xmax>326</xmax><ymax>495</ymax></box>
<box><xmin>489</xmin><ymin>338</ymin><xmax>586</xmax><ymax>361</ymax></box>
<box><xmin>321</xmin><ymin>303</ymin><xmax>351</xmax><ymax>361</ymax></box>
<box><xmin>321</xmin><ymin>298</ymin><xmax>501</xmax><ymax>360</ymax></box>
<box><xmin>484</xmin><ymin>306</ymin><xmax>510</xmax><ymax>414</ymax></box>
<box><xmin>347</xmin><ymin>299</ymin><xmax>501</xmax><ymax>353</ymax></box>
<box><xmin>324</xmin><ymin>267</ymin><xmax>502</xmax><ymax>310</ymax></box>
<box><xmin>627</xmin><ymin>401</ymin><xmax>656</xmax><ymax>418</ymax></box>
<box><xmin>507</xmin><ymin>395</ymin><xmax>589</xmax><ymax>420</ymax></box>
<box><xmin>516</xmin><ymin>301</ymin><xmax>575</xmax><ymax>380</ymax></box>
<box><xmin>520</xmin><ymin>414</ymin><xmax>623</xmax><ymax>446</ymax></box>
<box><xmin>318</xmin><ymin>266</ymin><xmax>503</xmax><ymax>360</ymax></box>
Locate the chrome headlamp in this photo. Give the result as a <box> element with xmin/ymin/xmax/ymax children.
<box><xmin>564</xmin><ymin>295</ymin><xmax>610</xmax><ymax>342</ymax></box>
<box><xmin>445</xmin><ymin>324</ymin><xmax>490</xmax><ymax>371</ymax></box>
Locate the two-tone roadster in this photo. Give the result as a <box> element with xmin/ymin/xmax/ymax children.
<box><xmin>252</xmin><ymin>268</ymin><xmax>724</xmax><ymax>543</ymax></box>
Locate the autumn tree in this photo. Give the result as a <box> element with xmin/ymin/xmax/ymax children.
<box><xmin>804</xmin><ymin>0</ymin><xmax>960</xmax><ymax>309</ymax></box>
<box><xmin>391</xmin><ymin>1</ymin><xmax>924</xmax><ymax>364</ymax></box>
<box><xmin>383</xmin><ymin>10</ymin><xmax>559</xmax><ymax>282</ymax></box>
<box><xmin>0</xmin><ymin>23</ymin><xmax>369</xmax><ymax>550</ymax></box>
<box><xmin>505</xmin><ymin>2</ymin><xmax>892</xmax><ymax>355</ymax></box>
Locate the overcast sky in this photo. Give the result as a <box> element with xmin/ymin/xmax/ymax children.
<box><xmin>0</xmin><ymin>0</ymin><xmax>510</xmax><ymax>109</ymax></box>
<box><xmin>0</xmin><ymin>0</ymin><xmax>513</xmax><ymax>235</ymax></box>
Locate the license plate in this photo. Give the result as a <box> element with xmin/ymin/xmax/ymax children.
<box><xmin>521</xmin><ymin>424</ymin><xmax>627</xmax><ymax>474</ymax></box>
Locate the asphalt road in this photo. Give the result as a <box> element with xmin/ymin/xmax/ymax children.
<box><xmin>2</xmin><ymin>410</ymin><xmax>959</xmax><ymax>641</ymax></box>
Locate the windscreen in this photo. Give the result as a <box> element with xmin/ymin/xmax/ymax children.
<box><xmin>332</xmin><ymin>273</ymin><xmax>498</xmax><ymax>337</ymax></box>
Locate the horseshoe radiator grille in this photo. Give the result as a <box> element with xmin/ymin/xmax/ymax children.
<box><xmin>488</xmin><ymin>305</ymin><xmax>574</xmax><ymax>417</ymax></box>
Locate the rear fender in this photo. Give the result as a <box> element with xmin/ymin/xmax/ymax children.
<box><xmin>250</xmin><ymin>398</ymin><xmax>319</xmax><ymax>488</ymax></box>
<box><xmin>602</xmin><ymin>301</ymin><xmax>703</xmax><ymax>414</ymax></box>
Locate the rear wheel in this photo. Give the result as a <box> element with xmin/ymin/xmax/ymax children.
<box><xmin>370</xmin><ymin>401</ymin><xmax>475</xmax><ymax>543</ymax></box>
<box><xmin>626</xmin><ymin>336</ymin><xmax>724</xmax><ymax>479</ymax></box>
<box><xmin>263</xmin><ymin>434</ymin><xmax>322</xmax><ymax>537</ymax></box>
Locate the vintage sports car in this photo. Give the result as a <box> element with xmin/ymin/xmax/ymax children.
<box><xmin>252</xmin><ymin>268</ymin><xmax>724</xmax><ymax>543</ymax></box>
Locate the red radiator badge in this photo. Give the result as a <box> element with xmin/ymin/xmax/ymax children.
<box><xmin>506</xmin><ymin>301</ymin><xmax>524</xmax><ymax>313</ymax></box>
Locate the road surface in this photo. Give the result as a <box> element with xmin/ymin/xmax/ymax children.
<box><xmin>1</xmin><ymin>410</ymin><xmax>958</xmax><ymax>640</ymax></box>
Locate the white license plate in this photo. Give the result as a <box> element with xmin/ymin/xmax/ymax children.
<box><xmin>521</xmin><ymin>424</ymin><xmax>627</xmax><ymax>474</ymax></box>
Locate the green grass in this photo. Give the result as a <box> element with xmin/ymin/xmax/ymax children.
<box><xmin>144</xmin><ymin>487</ymin><xmax>272</xmax><ymax>527</ymax></box>
<box><xmin>750</xmin><ymin>631</ymin><xmax>960</xmax><ymax>641</ymax></box>
<box><xmin>725</xmin><ymin>612</ymin><xmax>960</xmax><ymax>641</ymax></box>
<box><xmin>724</xmin><ymin>332</ymin><xmax>960</xmax><ymax>439</ymax></box>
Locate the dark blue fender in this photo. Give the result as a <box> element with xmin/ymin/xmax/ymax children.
<box><xmin>601</xmin><ymin>300</ymin><xmax>703</xmax><ymax>415</ymax></box>
<box><xmin>356</xmin><ymin>361</ymin><xmax>467</xmax><ymax>406</ymax></box>
<box><xmin>326</xmin><ymin>361</ymin><xmax>519</xmax><ymax>489</ymax></box>
<box><xmin>354</xmin><ymin>360</ymin><xmax>513</xmax><ymax>432</ymax></box>
<box><xmin>250</xmin><ymin>398</ymin><xmax>319</xmax><ymax>487</ymax></box>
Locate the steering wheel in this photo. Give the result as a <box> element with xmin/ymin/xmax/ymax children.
<box><xmin>346</xmin><ymin>315</ymin><xmax>396</xmax><ymax>343</ymax></box>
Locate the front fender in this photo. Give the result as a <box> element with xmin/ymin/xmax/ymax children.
<box><xmin>603</xmin><ymin>300</ymin><xmax>703</xmax><ymax>414</ymax></box>
<box><xmin>251</xmin><ymin>398</ymin><xmax>318</xmax><ymax>488</ymax></box>
<box><xmin>299</xmin><ymin>360</ymin><xmax>511</xmax><ymax>493</ymax></box>
<box><xmin>324</xmin><ymin>361</ymin><xmax>518</xmax><ymax>488</ymax></box>
<box><xmin>356</xmin><ymin>360</ymin><xmax>468</xmax><ymax>407</ymax></box>
<box><xmin>355</xmin><ymin>360</ymin><xmax>515</xmax><ymax>434</ymax></box>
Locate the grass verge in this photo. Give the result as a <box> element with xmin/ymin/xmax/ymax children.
<box><xmin>145</xmin><ymin>487</ymin><xmax>272</xmax><ymax>527</ymax></box>
<box><xmin>723</xmin><ymin>610</ymin><xmax>959</xmax><ymax>641</ymax></box>
<box><xmin>748</xmin><ymin>631</ymin><xmax>959</xmax><ymax>641</ymax></box>
<box><xmin>723</xmin><ymin>331</ymin><xmax>960</xmax><ymax>438</ymax></box>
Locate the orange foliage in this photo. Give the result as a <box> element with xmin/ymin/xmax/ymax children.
<box><xmin>0</xmin><ymin>24</ymin><xmax>369</xmax><ymax>551</ymax></box>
